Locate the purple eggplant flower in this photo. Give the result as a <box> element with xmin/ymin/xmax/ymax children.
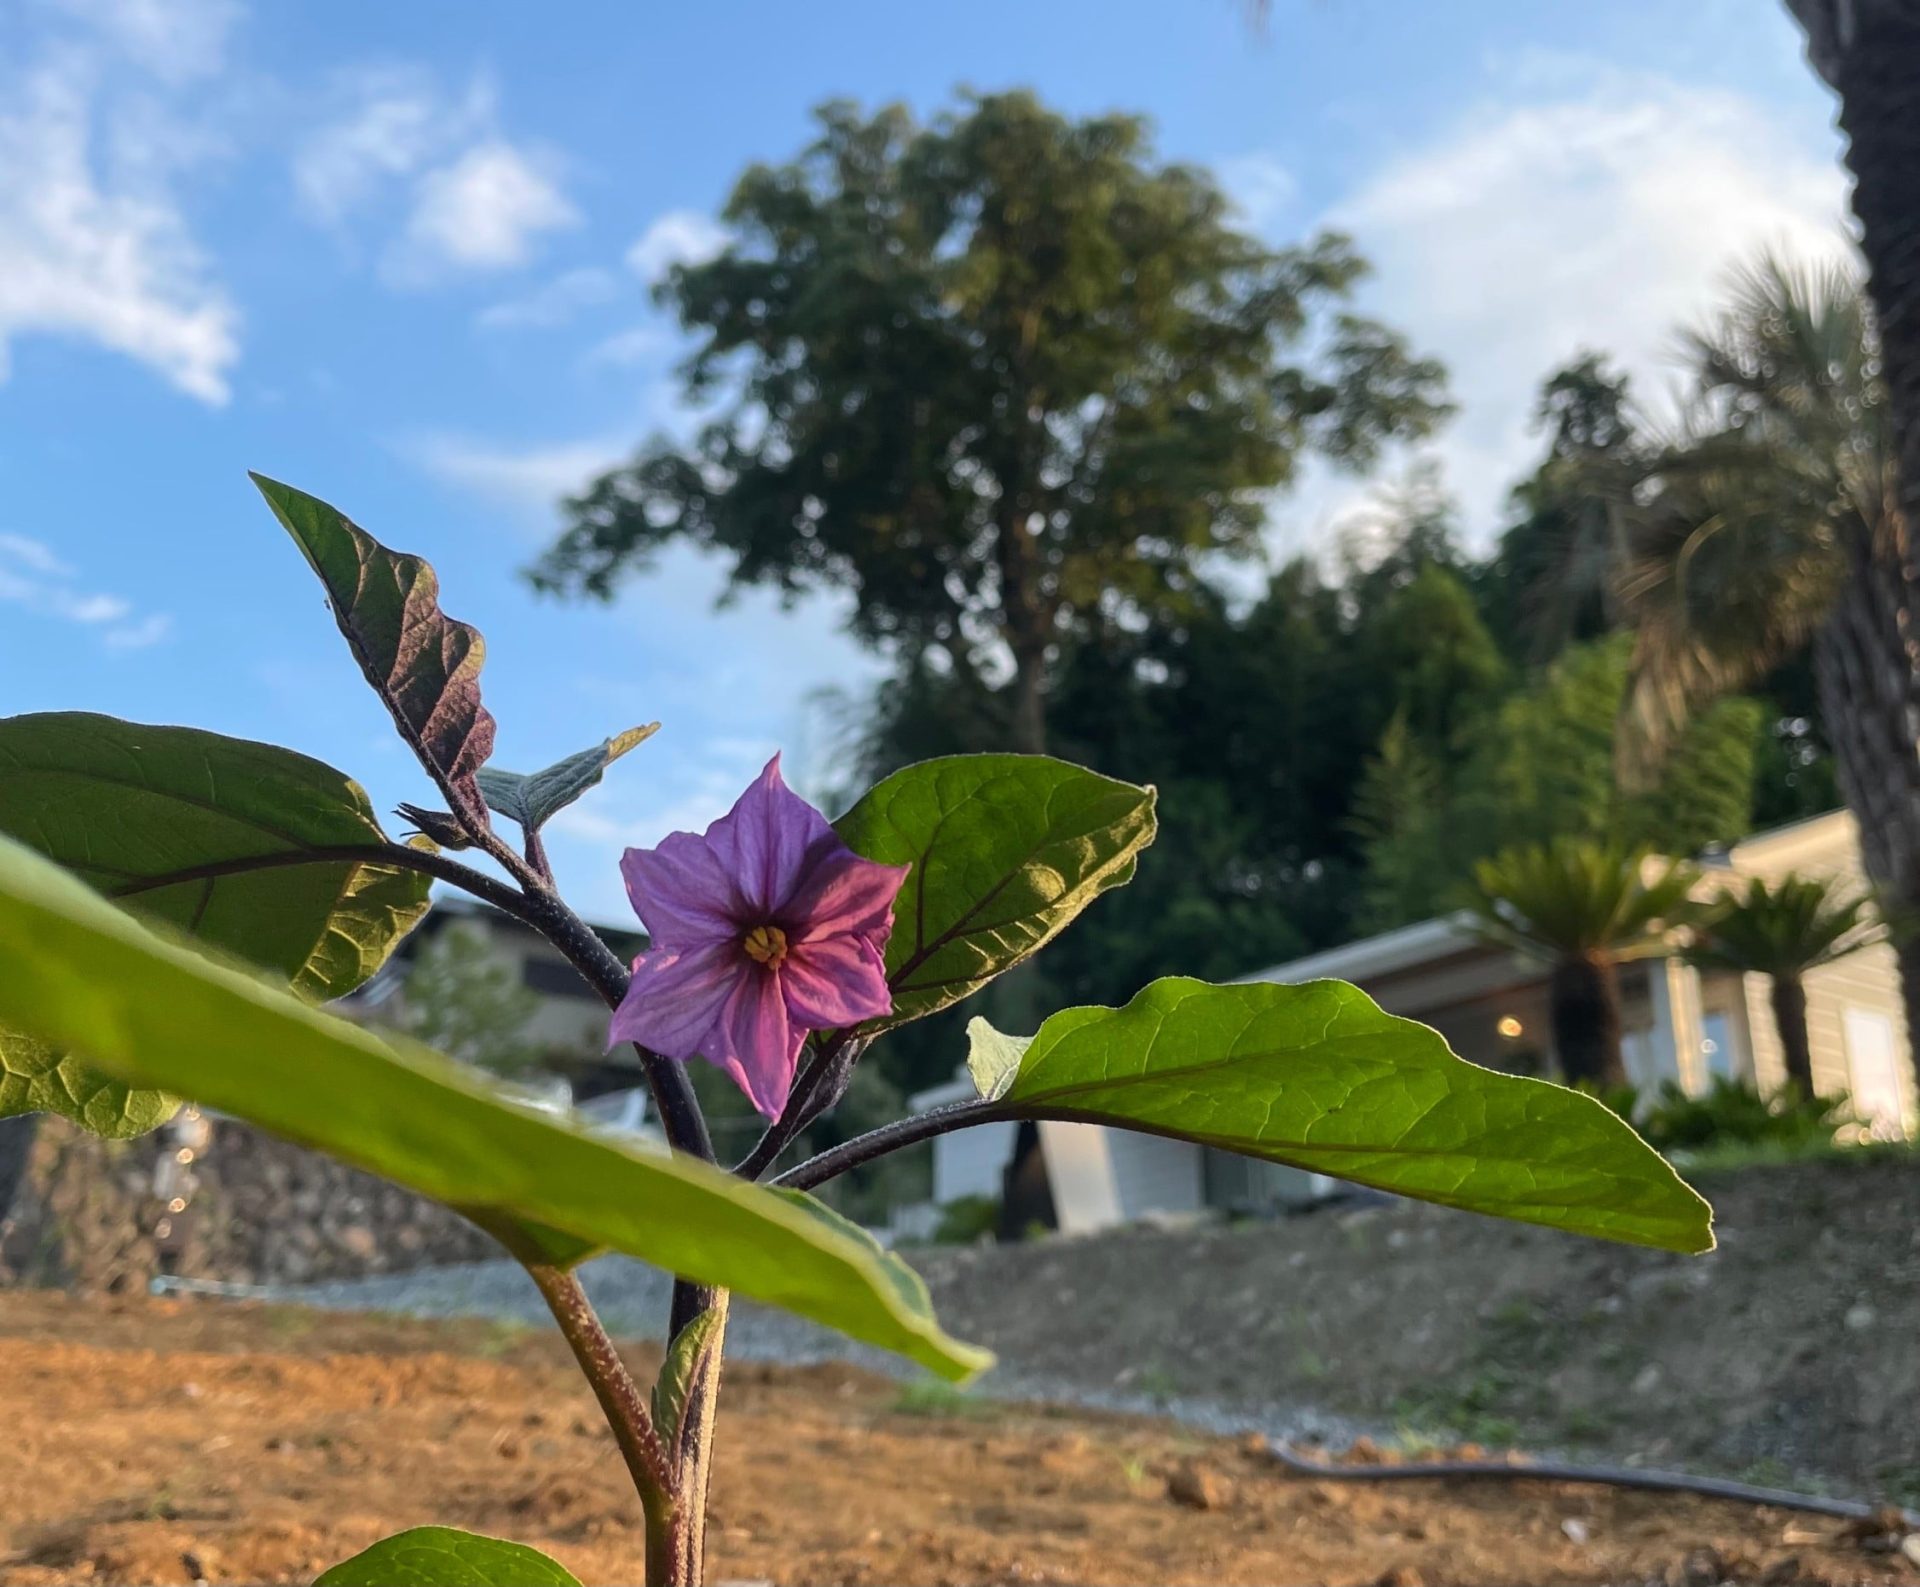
<box><xmin>608</xmin><ymin>755</ymin><xmax>907</xmax><ymax>1118</ymax></box>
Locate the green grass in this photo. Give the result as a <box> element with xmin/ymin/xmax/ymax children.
<box><xmin>469</xmin><ymin>1318</ymin><xmax>537</xmax><ymax>1359</ymax></box>
<box><xmin>1677</xmin><ymin>1134</ymin><xmax>1918</xmax><ymax>1179</ymax></box>
<box><xmin>260</xmin><ymin>1305</ymin><xmax>317</xmax><ymax>1343</ymax></box>
<box><xmin>888</xmin><ymin>1377</ymin><xmax>1002</xmax><ymax>1420</ymax></box>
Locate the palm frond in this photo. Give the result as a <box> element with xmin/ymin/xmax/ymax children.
<box><xmin>1687</xmin><ymin>872</ymin><xmax>1884</xmax><ymax>976</ymax></box>
<box><xmin>1469</xmin><ymin>837</ymin><xmax>1704</xmax><ymax>961</ymax></box>
<box><xmin>1614</xmin><ymin>246</ymin><xmax>1890</xmax><ymax>781</ymax></box>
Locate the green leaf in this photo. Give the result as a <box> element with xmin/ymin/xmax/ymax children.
<box><xmin>252</xmin><ymin>474</ymin><xmax>497</xmax><ymax>833</ymax></box>
<box><xmin>0</xmin><ymin>713</ymin><xmax>430</xmax><ymax>1135</ymax></box>
<box><xmin>963</xmin><ymin>1019</ymin><xmax>1029</xmax><ymax>1103</ymax></box>
<box><xmin>314</xmin><ymin>1528</ymin><xmax>580</xmax><ymax>1587</ymax></box>
<box><xmin>0</xmin><ymin>831</ymin><xmax>992</xmax><ymax>1381</ymax></box>
<box><xmin>477</xmin><ymin>724</ymin><xmax>659</xmax><ymax>833</ymax></box>
<box><xmin>0</xmin><ymin>713</ymin><xmax>429</xmax><ymax>999</ymax></box>
<box><xmin>0</xmin><ymin>1030</ymin><xmax>176</xmax><ymax>1140</ymax></box>
<box><xmin>835</xmin><ymin>755</ymin><xmax>1156</xmax><ymax>1028</ymax></box>
<box><xmin>651</xmin><ymin>1306</ymin><xmax>725</xmax><ymax>1452</ymax></box>
<box><xmin>768</xmin><ymin>1187</ymin><xmax>947</xmax><ymax>1336</ymax></box>
<box><xmin>980</xmin><ymin>977</ymin><xmax>1714</xmax><ymax>1253</ymax></box>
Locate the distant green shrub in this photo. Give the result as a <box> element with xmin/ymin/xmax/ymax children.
<box><xmin>1596</xmin><ymin>1074</ymin><xmax>1850</xmax><ymax>1155</ymax></box>
<box><xmin>929</xmin><ymin>1194</ymin><xmax>1000</xmax><ymax>1245</ymax></box>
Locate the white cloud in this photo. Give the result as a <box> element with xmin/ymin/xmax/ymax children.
<box><xmin>626</xmin><ymin>210</ymin><xmax>727</xmax><ymax>283</ymax></box>
<box><xmin>295</xmin><ymin>68</ymin><xmax>576</xmax><ymax>285</ymax></box>
<box><xmin>1218</xmin><ymin>152</ymin><xmax>1297</xmax><ymax>230</ymax></box>
<box><xmin>0</xmin><ymin>40</ymin><xmax>239</xmax><ymax>402</ymax></box>
<box><xmin>46</xmin><ymin>0</ymin><xmax>241</xmax><ymax>83</ymax></box>
<box><xmin>1322</xmin><ymin>62</ymin><xmax>1852</xmax><ymax>541</ymax></box>
<box><xmin>0</xmin><ymin>533</ymin><xmax>170</xmax><ymax>648</ymax></box>
<box><xmin>0</xmin><ymin>532</ymin><xmax>72</xmax><ymax>577</ymax></box>
<box><xmin>477</xmin><ymin>265</ymin><xmax>616</xmax><ymax>331</ymax></box>
<box><xmin>583</xmin><ymin>322</ymin><xmax>672</xmax><ymax>368</ymax></box>
<box><xmin>393</xmin><ymin>141</ymin><xmax>576</xmax><ymax>279</ymax></box>
<box><xmin>294</xmin><ymin>65</ymin><xmax>475</xmax><ymax>225</ymax></box>
<box><xmin>102</xmin><ymin>611</ymin><xmax>172</xmax><ymax>649</ymax></box>
<box><xmin>407</xmin><ymin>431</ymin><xmax>627</xmax><ymax>526</ymax></box>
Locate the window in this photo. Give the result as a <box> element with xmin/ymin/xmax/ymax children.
<box><xmin>521</xmin><ymin>956</ymin><xmax>600</xmax><ymax>1001</ymax></box>
<box><xmin>1842</xmin><ymin>1008</ymin><xmax>1909</xmax><ymax>1140</ymax></box>
<box><xmin>1700</xmin><ymin>1011</ymin><xmax>1736</xmax><ymax>1082</ymax></box>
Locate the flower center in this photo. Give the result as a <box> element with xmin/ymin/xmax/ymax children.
<box><xmin>741</xmin><ymin>924</ymin><xmax>788</xmax><ymax>968</ymax></box>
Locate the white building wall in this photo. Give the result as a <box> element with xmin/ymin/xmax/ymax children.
<box><xmin>1107</xmin><ymin>1129</ymin><xmax>1206</xmax><ymax>1221</ymax></box>
<box><xmin>1038</xmin><ymin>1121</ymin><xmax>1124</xmax><ymax>1232</ymax></box>
<box><xmin>1715</xmin><ymin>811</ymin><xmax>1915</xmax><ymax>1133</ymax></box>
<box><xmin>931</xmin><ymin>1117</ymin><xmax>1017</xmax><ymax>1204</ymax></box>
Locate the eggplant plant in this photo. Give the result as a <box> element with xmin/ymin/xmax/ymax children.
<box><xmin>0</xmin><ymin>478</ymin><xmax>1713</xmax><ymax>1586</ymax></box>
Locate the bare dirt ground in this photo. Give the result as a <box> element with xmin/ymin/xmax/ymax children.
<box><xmin>2</xmin><ymin>1293</ymin><xmax>1916</xmax><ymax>1587</ymax></box>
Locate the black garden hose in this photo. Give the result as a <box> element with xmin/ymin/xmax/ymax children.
<box><xmin>1260</xmin><ymin>1439</ymin><xmax>1920</xmax><ymax>1529</ymax></box>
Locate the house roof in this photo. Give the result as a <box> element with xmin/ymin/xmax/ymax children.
<box><xmin>1244</xmin><ymin>808</ymin><xmax>1855</xmax><ymax>989</ymax></box>
<box><xmin>396</xmin><ymin>893</ymin><xmax>646</xmax><ymax>963</ymax></box>
<box><xmin>1238</xmin><ymin>910</ymin><xmax>1482</xmax><ymax>988</ymax></box>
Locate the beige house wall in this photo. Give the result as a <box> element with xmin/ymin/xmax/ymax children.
<box><xmin>1709</xmin><ymin>811</ymin><xmax>1916</xmax><ymax>1132</ymax></box>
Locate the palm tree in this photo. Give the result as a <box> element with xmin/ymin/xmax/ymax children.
<box><xmin>1468</xmin><ymin>840</ymin><xmax>1703</xmax><ymax>1089</ymax></box>
<box><xmin>1783</xmin><ymin>1</ymin><xmax>1920</xmax><ymax>1097</ymax></box>
<box><xmin>1609</xmin><ymin>254</ymin><xmax>1920</xmax><ymax>1093</ymax></box>
<box><xmin>1686</xmin><ymin>874</ymin><xmax>1884</xmax><ymax>1096</ymax></box>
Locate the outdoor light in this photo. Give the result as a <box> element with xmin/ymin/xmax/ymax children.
<box><xmin>1497</xmin><ymin>1016</ymin><xmax>1524</xmax><ymax>1039</ymax></box>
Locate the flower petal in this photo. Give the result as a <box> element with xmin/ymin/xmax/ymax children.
<box><xmin>786</xmin><ymin>851</ymin><xmax>909</xmax><ymax>949</ymax></box>
<box><xmin>607</xmin><ymin>942</ymin><xmax>738</xmax><ymax>1060</ymax></box>
<box><xmin>709</xmin><ymin>967</ymin><xmax>805</xmax><ymax>1118</ymax></box>
<box><xmin>621</xmin><ymin>831</ymin><xmax>742</xmax><ymax>946</ymax></box>
<box><xmin>703</xmin><ymin>754</ymin><xmax>838</xmax><ymax>917</ymax></box>
<box><xmin>781</xmin><ymin>933</ymin><xmax>893</xmax><ymax>1029</ymax></box>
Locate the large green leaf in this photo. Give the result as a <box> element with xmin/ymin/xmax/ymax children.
<box><xmin>252</xmin><ymin>474</ymin><xmax>497</xmax><ymax>834</ymax></box>
<box><xmin>976</xmin><ymin>977</ymin><xmax>1714</xmax><ymax>1253</ymax></box>
<box><xmin>0</xmin><ymin>1030</ymin><xmax>176</xmax><ymax>1140</ymax></box>
<box><xmin>835</xmin><ymin>755</ymin><xmax>1156</xmax><ymax>1028</ymax></box>
<box><xmin>0</xmin><ymin>714</ymin><xmax>429</xmax><ymax>998</ymax></box>
<box><xmin>315</xmin><ymin>1528</ymin><xmax>580</xmax><ymax>1587</ymax></box>
<box><xmin>477</xmin><ymin>724</ymin><xmax>658</xmax><ymax>833</ymax></box>
<box><xmin>0</xmin><ymin>831</ymin><xmax>990</xmax><ymax>1380</ymax></box>
<box><xmin>0</xmin><ymin>713</ymin><xmax>430</xmax><ymax>1134</ymax></box>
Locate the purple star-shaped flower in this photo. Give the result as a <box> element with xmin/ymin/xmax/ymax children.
<box><xmin>608</xmin><ymin>755</ymin><xmax>908</xmax><ymax>1118</ymax></box>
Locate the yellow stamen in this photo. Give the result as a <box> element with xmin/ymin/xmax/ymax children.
<box><xmin>742</xmin><ymin>924</ymin><xmax>788</xmax><ymax>967</ymax></box>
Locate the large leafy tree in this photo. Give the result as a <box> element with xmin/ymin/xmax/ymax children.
<box><xmin>1486</xmin><ymin>354</ymin><xmax>1645</xmax><ymax>660</ymax></box>
<box><xmin>1609</xmin><ymin>256</ymin><xmax>1920</xmax><ymax>1085</ymax></box>
<box><xmin>532</xmin><ymin>92</ymin><xmax>1448</xmax><ymax>752</ymax></box>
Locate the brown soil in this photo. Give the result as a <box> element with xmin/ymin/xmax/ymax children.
<box><xmin>2</xmin><ymin>1293</ymin><xmax>1915</xmax><ymax>1586</ymax></box>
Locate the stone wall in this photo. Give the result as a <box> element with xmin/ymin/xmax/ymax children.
<box><xmin>0</xmin><ymin>1112</ymin><xmax>498</xmax><ymax>1293</ymax></box>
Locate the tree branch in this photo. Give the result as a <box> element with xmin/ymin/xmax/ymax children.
<box><xmin>771</xmin><ymin>1098</ymin><xmax>1010</xmax><ymax>1192</ymax></box>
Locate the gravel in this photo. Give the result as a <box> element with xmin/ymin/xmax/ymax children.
<box><xmin>204</xmin><ymin>1253</ymin><xmax>1366</xmax><ymax>1448</ymax></box>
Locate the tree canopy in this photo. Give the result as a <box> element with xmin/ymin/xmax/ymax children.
<box><xmin>532</xmin><ymin>91</ymin><xmax>1449</xmax><ymax>750</ymax></box>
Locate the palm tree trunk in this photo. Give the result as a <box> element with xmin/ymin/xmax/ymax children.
<box><xmin>1793</xmin><ymin>0</ymin><xmax>1920</xmax><ymax>1097</ymax></box>
<box><xmin>1769</xmin><ymin>972</ymin><xmax>1816</xmax><ymax>1095</ymax></box>
<box><xmin>1547</xmin><ymin>952</ymin><xmax>1627</xmax><ymax>1089</ymax></box>
<box><xmin>1812</xmin><ymin>549</ymin><xmax>1920</xmax><ymax>1065</ymax></box>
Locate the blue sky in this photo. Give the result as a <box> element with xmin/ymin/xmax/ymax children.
<box><xmin>0</xmin><ymin>0</ymin><xmax>1853</xmax><ymax>922</ymax></box>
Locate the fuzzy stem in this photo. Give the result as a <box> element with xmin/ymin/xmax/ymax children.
<box><xmin>352</xmin><ymin>838</ymin><xmax>714</xmax><ymax>1163</ymax></box>
<box><xmin>773</xmin><ymin>1098</ymin><xmax>1010</xmax><ymax>1192</ymax></box>
<box><xmin>522</xmin><ymin>824</ymin><xmax>556</xmax><ymax>887</ymax></box>
<box><xmin>733</xmin><ymin>1032</ymin><xmax>867</xmax><ymax>1180</ymax></box>
<box><xmin>525</xmin><ymin>1265</ymin><xmax>674</xmax><ymax>1529</ymax></box>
